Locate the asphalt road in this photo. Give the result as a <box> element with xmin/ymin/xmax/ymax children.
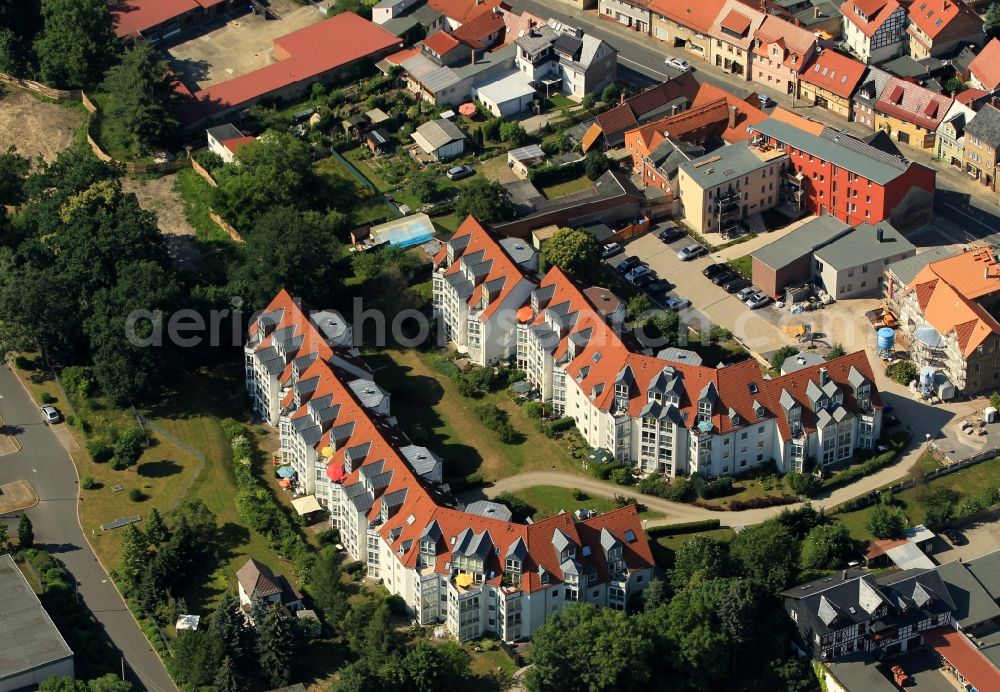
<box><xmin>0</xmin><ymin>364</ymin><xmax>176</xmax><ymax>692</ymax></box>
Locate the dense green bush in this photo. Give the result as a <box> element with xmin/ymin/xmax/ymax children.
<box><xmin>886</xmin><ymin>360</ymin><xmax>918</xmax><ymax>385</ymax></box>
<box><xmin>645</xmin><ymin>519</ymin><xmax>721</xmax><ymax>538</ymax></box>
<box><xmin>821</xmin><ymin>433</ymin><xmax>910</xmax><ymax>491</ymax></box>
<box><xmin>787</xmin><ymin>472</ymin><xmax>822</xmax><ymax>497</ymax></box>
<box><xmin>81</xmin><ymin>476</ymin><xmax>97</xmax><ymax>489</ymax></box>
<box><xmin>40</xmin><ymin>391</ymin><xmax>56</xmax><ymax>404</ymax></box>
<box><xmin>113</xmin><ymin>428</ymin><xmax>145</xmax><ymax>467</ymax></box>
<box><xmin>703</xmin><ymin>477</ymin><xmax>734</xmax><ymax>499</ymax></box>
<box><xmin>129</xmin><ymin>488</ymin><xmax>144</xmax><ymax>502</ymax></box>
<box><xmin>637</xmin><ymin>475</ymin><xmax>696</xmax><ymax>503</ymax></box>
<box><xmin>550</xmin><ymin>416</ymin><xmax>576</xmax><ymax>433</ymax></box>
<box><xmin>86</xmin><ymin>437</ymin><xmax>113</xmax><ymax>463</ymax></box>
<box><xmin>610</xmin><ymin>467</ymin><xmax>634</xmax><ymax>486</ymax></box>
<box><xmin>728</xmin><ymin>496</ymin><xmax>798</xmax><ymax>511</ymax></box>
<box><xmin>473</xmin><ymin>404</ymin><xmax>524</xmax><ymax>444</ymax></box>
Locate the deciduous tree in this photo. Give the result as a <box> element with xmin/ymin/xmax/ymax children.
<box><xmin>671</xmin><ymin>535</ymin><xmax>730</xmax><ymax>589</ymax></box>
<box><xmin>729</xmin><ymin>521</ymin><xmax>800</xmax><ymax>592</ymax></box>
<box><xmin>801</xmin><ymin>523</ymin><xmax>853</xmax><ymax>570</ymax></box>
<box><xmin>452</xmin><ymin>178</ymin><xmax>515</xmax><ymax>223</ymax></box>
<box><xmin>34</xmin><ymin>0</ymin><xmax>117</xmax><ymax>88</ymax></box>
<box><xmin>539</xmin><ymin>227</ymin><xmax>600</xmax><ymax>279</ymax></box>
<box><xmin>867</xmin><ymin>502</ymin><xmax>905</xmax><ymax>539</ymax></box>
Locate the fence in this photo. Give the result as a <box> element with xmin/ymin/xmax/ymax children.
<box><xmin>210</xmin><ymin>211</ymin><xmax>243</xmax><ymax>243</ymax></box>
<box><xmin>1</xmin><ymin>70</ymin><xmax>187</xmax><ymax>175</ymax></box>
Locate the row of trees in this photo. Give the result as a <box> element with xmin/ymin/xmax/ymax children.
<box><xmin>525</xmin><ymin>504</ymin><xmax>863</xmax><ymax>691</ymax></box>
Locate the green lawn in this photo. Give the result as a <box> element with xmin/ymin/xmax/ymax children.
<box><xmin>729</xmin><ymin>254</ymin><xmax>752</xmax><ymax>279</ymax></box>
<box><xmin>832</xmin><ymin>454</ymin><xmax>1000</xmax><ymax>543</ymax></box>
<box><xmin>343</xmin><ymin>146</ymin><xmax>393</xmax><ymax>192</ymax></box>
<box><xmin>697</xmin><ymin>473</ymin><xmax>794</xmax><ymax>508</ymax></box>
<box><xmin>432</xmin><ymin>213</ymin><xmax>463</xmax><ymax>234</ymax></box>
<box><xmin>510</xmin><ymin>485</ymin><xmax>664</xmax><ymax>521</ymax></box>
<box><xmin>650</xmin><ymin>528</ymin><xmax>737</xmax><ymax>570</ymax></box>
<box><xmin>548</xmin><ymin>94</ymin><xmax>577</xmax><ymax>109</ymax></box>
<box><xmin>371</xmin><ymin>349</ymin><xmax>589</xmax><ymax>485</ymax></box>
<box><xmin>540</xmin><ymin>174</ymin><xmax>594</xmax><ymax>199</ymax></box>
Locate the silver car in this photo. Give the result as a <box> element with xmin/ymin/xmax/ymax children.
<box><xmin>40</xmin><ymin>404</ymin><xmax>62</xmax><ymax>424</ymax></box>
<box><xmin>745</xmin><ymin>293</ymin><xmax>772</xmax><ymax>309</ymax></box>
<box><xmin>677</xmin><ymin>244</ymin><xmax>706</xmax><ymax>261</ymax></box>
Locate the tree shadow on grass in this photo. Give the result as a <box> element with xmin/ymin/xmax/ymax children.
<box><xmin>137</xmin><ymin>459</ymin><xmax>183</xmax><ymax>478</ymax></box>
<box><xmin>146</xmin><ymin>363</ymin><xmax>247</xmax><ymax>422</ymax></box>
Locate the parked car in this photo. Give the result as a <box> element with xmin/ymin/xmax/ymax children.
<box><xmin>711</xmin><ymin>270</ymin><xmax>736</xmax><ymax>286</ymax></box>
<box><xmin>646</xmin><ymin>278</ymin><xmax>670</xmax><ymax>295</ymax></box>
<box><xmin>40</xmin><ymin>404</ymin><xmax>62</xmax><ymax>424</ymax></box>
<box><xmin>745</xmin><ymin>292</ymin><xmax>772</xmax><ymax>309</ymax></box>
<box><xmin>703</xmin><ymin>263</ymin><xmax>729</xmax><ymax>279</ymax></box>
<box><xmin>944</xmin><ymin>529</ymin><xmax>966</xmax><ymax>546</ymax></box>
<box><xmin>601</xmin><ymin>242</ymin><xmax>623</xmax><ymax>259</ymax></box>
<box><xmin>631</xmin><ymin>273</ymin><xmax>657</xmax><ymax>288</ymax></box>
<box><xmin>758</xmin><ymin>94</ymin><xmax>773</xmax><ymax>108</ymax></box>
<box><xmin>657</xmin><ymin>226</ymin><xmax>686</xmax><ymax>243</ymax></box>
<box><xmin>723</xmin><ymin>277</ymin><xmax>750</xmax><ymax>293</ymax></box>
<box><xmin>446</xmin><ymin>165</ymin><xmax>475</xmax><ymax>181</ymax></box>
<box><xmin>665</xmin><ymin>57</ymin><xmax>691</xmax><ymax>72</ymax></box>
<box><xmin>625</xmin><ymin>265</ymin><xmax>652</xmax><ymax>283</ymax></box>
<box><xmin>617</xmin><ymin>256</ymin><xmax>642</xmax><ymax>273</ymax></box>
<box><xmin>664</xmin><ymin>296</ymin><xmax>691</xmax><ymax>311</ymax></box>
<box><xmin>736</xmin><ymin>286</ymin><xmax>757</xmax><ymax>302</ymax></box>
<box><xmin>677</xmin><ymin>244</ymin><xmax>706</xmax><ymax>261</ymax></box>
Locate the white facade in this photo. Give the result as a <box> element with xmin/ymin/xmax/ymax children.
<box><xmin>372</xmin><ymin>0</ymin><xmax>420</xmax><ymax>25</ymax></box>
<box><xmin>842</xmin><ymin>3</ymin><xmax>906</xmax><ymax>64</ymax></box>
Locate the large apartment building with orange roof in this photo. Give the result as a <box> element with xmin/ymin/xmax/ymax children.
<box><xmin>516</xmin><ymin>266</ymin><xmax>883</xmax><ymax>477</ymax></box>
<box><xmin>897</xmin><ymin>247</ymin><xmax>1000</xmax><ymax>394</ymax></box>
<box><xmin>432</xmin><ymin>217</ymin><xmax>539</xmax><ymax>366</ymax></box>
<box><xmin>246</xmin><ymin>285</ymin><xmax>656</xmax><ymax>642</ymax></box>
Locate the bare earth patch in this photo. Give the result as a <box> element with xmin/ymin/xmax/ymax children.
<box><xmin>0</xmin><ymin>90</ymin><xmax>84</xmax><ymax>162</ymax></box>
<box><xmin>123</xmin><ymin>174</ymin><xmax>204</xmax><ymax>270</ymax></box>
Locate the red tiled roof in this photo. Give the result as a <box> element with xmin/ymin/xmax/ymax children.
<box><xmin>451</xmin><ymin>9</ymin><xmax>507</xmax><ymax>48</ymax></box>
<box><xmin>591</xmin><ymin>73</ymin><xmax>699</xmax><ymax>147</ymax></box>
<box><xmin>799</xmin><ymin>50</ymin><xmax>867</xmax><ymax>99</ymax></box>
<box><xmin>386</xmin><ymin>47</ymin><xmax>422</xmax><ymax>65</ymax></box>
<box><xmin>433</xmin><ymin>216</ymin><xmax>530</xmax><ymax>321</ymax></box>
<box><xmin>970</xmin><ymin>38</ymin><xmax>1000</xmax><ymax>91</ymax></box>
<box><xmin>753</xmin><ymin>16</ymin><xmax>817</xmax><ymax>71</ymax></box>
<box><xmin>720</xmin><ymin>9</ymin><xmax>753</xmax><ymax>35</ymax></box>
<box><xmin>192</xmin><ymin>13</ymin><xmax>401</xmax><ymax>119</ymax></box>
<box><xmin>840</xmin><ymin>0</ymin><xmax>902</xmax><ymax>38</ymax></box>
<box><xmin>423</xmin><ymin>30</ymin><xmax>462</xmax><ymax>56</ymax></box>
<box><xmin>923</xmin><ymin>627</ymin><xmax>1000</xmax><ymax>691</ymax></box>
<box><xmin>111</xmin><ymin>0</ymin><xmax>200</xmax><ymax>37</ymax></box>
<box><xmin>222</xmin><ymin>136</ymin><xmax>254</xmax><ymax>154</ymax></box>
<box><xmin>428</xmin><ymin>0</ymin><xmax>507</xmax><ymax>24</ymax></box>
<box><xmin>907</xmin><ymin>0</ymin><xmax>981</xmax><ymax>42</ymax></box>
<box><xmin>875</xmin><ymin>76</ymin><xmax>953</xmax><ymax>129</ymax></box>
<box><xmin>649</xmin><ymin>0</ymin><xmax>725</xmax><ymax>34</ymax></box>
<box><xmin>956</xmin><ymin>87</ymin><xmax>988</xmax><ymax>106</ymax></box>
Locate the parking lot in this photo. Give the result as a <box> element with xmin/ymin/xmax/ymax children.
<box><xmin>609</xmin><ymin>228</ymin><xmax>790</xmax><ymax>358</ymax></box>
<box><xmin>167</xmin><ymin>0</ymin><xmax>324</xmax><ymax>91</ymax></box>
<box><xmin>931</xmin><ymin>514</ymin><xmax>1000</xmax><ymax>564</ymax></box>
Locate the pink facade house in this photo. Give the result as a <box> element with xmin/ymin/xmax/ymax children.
<box><xmin>750</xmin><ymin>16</ymin><xmax>818</xmax><ymax>95</ymax></box>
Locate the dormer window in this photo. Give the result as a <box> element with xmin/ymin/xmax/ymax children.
<box><xmin>698</xmin><ymin>400</ymin><xmax>712</xmax><ymax>423</ymax></box>
<box><xmin>560</xmin><ymin>546</ymin><xmax>575</xmax><ymax>562</ymax></box>
<box><xmin>615</xmin><ymin>383</ymin><xmax>629</xmax><ymax>411</ymax></box>
<box><xmin>505</xmin><ymin>557</ymin><xmax>521</xmax><ymax>574</ymax></box>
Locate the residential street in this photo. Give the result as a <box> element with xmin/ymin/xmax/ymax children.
<box><xmin>0</xmin><ymin>364</ymin><xmax>176</xmax><ymax>692</ymax></box>
<box><xmin>508</xmin><ymin>0</ymin><xmax>1000</xmax><ymax>240</ymax></box>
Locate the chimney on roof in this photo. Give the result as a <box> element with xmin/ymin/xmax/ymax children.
<box><xmin>819</xmin><ymin>367</ymin><xmax>829</xmax><ymax>385</ymax></box>
<box><xmin>728</xmin><ymin>105</ymin><xmax>738</xmax><ymax>130</ymax></box>
<box><xmin>575</xmin><ymin>27</ymin><xmax>584</xmax><ymax>39</ymax></box>
<box><xmin>841</xmin><ymin>569</ymin><xmax>848</xmax><ymax>580</ymax></box>
<box><xmin>620</xmin><ymin>92</ymin><xmax>626</xmax><ymax>105</ymax></box>
<box><xmin>814</xmin><ymin>6</ymin><xmax>821</xmax><ymax>17</ymax></box>
<box><xmin>876</xmin><ymin>226</ymin><xmax>884</xmax><ymax>242</ymax></box>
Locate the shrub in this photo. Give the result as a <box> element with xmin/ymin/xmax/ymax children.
<box><xmin>613</xmin><ymin>494</ymin><xmax>638</xmax><ymax>508</ymax></box>
<box><xmin>610</xmin><ymin>467</ymin><xmax>634</xmax><ymax>486</ymax></box>
<box><xmin>549</xmin><ymin>417</ymin><xmax>576</xmax><ymax>433</ymax></box>
<box><xmin>40</xmin><ymin>392</ymin><xmax>56</xmax><ymax>405</ymax></box>
<box><xmin>343</xmin><ymin>561</ymin><xmax>367</xmax><ymax>579</ymax></box>
<box><xmin>821</xmin><ymin>433</ymin><xmax>910</xmax><ymax>491</ymax></box>
<box><xmin>524</xmin><ymin>401</ymin><xmax>546</xmax><ymax>420</ymax></box>
<box><xmin>87</xmin><ymin>438</ymin><xmax>114</xmax><ymax>463</ymax></box>
<box><xmin>703</xmin><ymin>477</ymin><xmax>734</xmax><ymax>499</ymax></box>
<box><xmin>645</xmin><ymin>519</ymin><xmax>721</xmax><ymax>538</ymax></box>
<box><xmin>61</xmin><ymin>366</ymin><xmax>97</xmax><ymax>399</ymax></box>
<box><xmin>113</xmin><ymin>428</ymin><xmax>145</xmax><ymax>467</ymax></box>
<box><xmin>129</xmin><ymin>488</ymin><xmax>145</xmax><ymax>502</ymax></box>
<box><xmin>386</xmin><ymin>594</ymin><xmax>409</xmax><ymax>617</ymax></box>
<box><xmin>317</xmin><ymin>528</ymin><xmax>340</xmax><ymax>546</ymax></box>
<box><xmin>13</xmin><ymin>355</ymin><xmax>33</xmax><ymax>370</ymax></box>
<box><xmin>571</xmin><ymin>489</ymin><xmax>588</xmax><ymax>501</ymax></box>
<box><xmin>728</xmin><ymin>496</ymin><xmax>798</xmax><ymax>511</ymax></box>
<box><xmin>81</xmin><ymin>476</ymin><xmax>97</xmax><ymax>490</ymax></box>
<box><xmin>787</xmin><ymin>472</ymin><xmax>822</xmax><ymax>497</ymax></box>
<box><xmin>109</xmin><ymin>456</ymin><xmax>129</xmax><ymax>471</ymax></box>
<box><xmin>689</xmin><ymin>473</ymin><xmax>708</xmax><ymax>499</ymax></box>
<box><xmin>886</xmin><ymin>360</ymin><xmax>918</xmax><ymax>386</ymax></box>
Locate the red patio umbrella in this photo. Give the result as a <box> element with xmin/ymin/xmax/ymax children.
<box><xmin>458</xmin><ymin>102</ymin><xmax>477</xmax><ymax>117</ymax></box>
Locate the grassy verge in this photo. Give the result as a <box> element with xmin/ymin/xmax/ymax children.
<box><xmin>173</xmin><ymin>168</ymin><xmax>234</xmax><ymax>243</ymax></box>
<box><xmin>371</xmin><ymin>349</ymin><xmax>588</xmax><ymax>485</ymax></box>
<box><xmin>508</xmin><ymin>485</ymin><xmax>664</xmax><ymax>521</ymax></box>
<box><xmin>729</xmin><ymin>254</ymin><xmax>752</xmax><ymax>278</ymax></box>
<box><xmin>696</xmin><ymin>473</ymin><xmax>792</xmax><ymax>509</ymax></box>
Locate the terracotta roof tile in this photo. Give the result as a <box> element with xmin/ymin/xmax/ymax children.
<box><xmin>970</xmin><ymin>39</ymin><xmax>1000</xmax><ymax>91</ymax></box>
<box><xmin>875</xmin><ymin>76</ymin><xmax>953</xmax><ymax>129</ymax></box>
<box><xmin>840</xmin><ymin>0</ymin><xmax>902</xmax><ymax>38</ymax></box>
<box><xmin>649</xmin><ymin>0</ymin><xmax>726</xmax><ymax>34</ymax></box>
<box><xmin>923</xmin><ymin>627</ymin><xmax>1000</xmax><ymax>692</ymax></box>
<box><xmin>907</xmin><ymin>0</ymin><xmax>981</xmax><ymax>42</ymax></box>
<box><xmin>428</xmin><ymin>0</ymin><xmax>507</xmax><ymax>24</ymax></box>
<box><xmin>799</xmin><ymin>50</ymin><xmax>867</xmax><ymax>99</ymax></box>
<box><xmin>423</xmin><ymin>30</ymin><xmax>462</xmax><ymax>56</ymax></box>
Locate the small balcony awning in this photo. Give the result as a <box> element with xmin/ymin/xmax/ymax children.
<box><xmin>291</xmin><ymin>495</ymin><xmax>323</xmax><ymax>515</ymax></box>
<box><xmin>456</xmin><ymin>573</ymin><xmax>474</xmax><ymax>588</ymax></box>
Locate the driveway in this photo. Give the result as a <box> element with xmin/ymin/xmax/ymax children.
<box><xmin>617</xmin><ymin>233</ymin><xmax>788</xmax><ymax>357</ymax></box>
<box><xmin>0</xmin><ymin>364</ymin><xmax>176</xmax><ymax>692</ymax></box>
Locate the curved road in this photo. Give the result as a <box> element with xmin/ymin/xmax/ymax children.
<box><xmin>475</xmin><ymin>431</ymin><xmax>933</xmax><ymax>528</ymax></box>
<box><xmin>0</xmin><ymin>364</ymin><xmax>176</xmax><ymax>691</ymax></box>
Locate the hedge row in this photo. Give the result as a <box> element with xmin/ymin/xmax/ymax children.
<box><xmin>727</xmin><ymin>495</ymin><xmax>798</xmax><ymax>511</ymax></box>
<box><xmin>645</xmin><ymin>519</ymin><xmax>722</xmax><ymax>539</ymax></box>
<box><xmin>526</xmin><ymin>159</ymin><xmax>585</xmax><ymax>187</ymax></box>
<box><xmin>820</xmin><ymin>432</ymin><xmax>911</xmax><ymax>492</ymax></box>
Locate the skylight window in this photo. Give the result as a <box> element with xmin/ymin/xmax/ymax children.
<box><xmin>748</xmin><ymin>382</ymin><xmax>758</xmax><ymax>394</ymax></box>
<box><xmin>582</xmin><ymin>545</ymin><xmax>592</xmax><ymax>557</ymax></box>
<box><xmin>624</xmin><ymin>530</ymin><xmax>636</xmax><ymax>543</ymax></box>
<box><xmin>592</xmin><ymin>351</ymin><xmax>602</xmax><ymax>362</ymax></box>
